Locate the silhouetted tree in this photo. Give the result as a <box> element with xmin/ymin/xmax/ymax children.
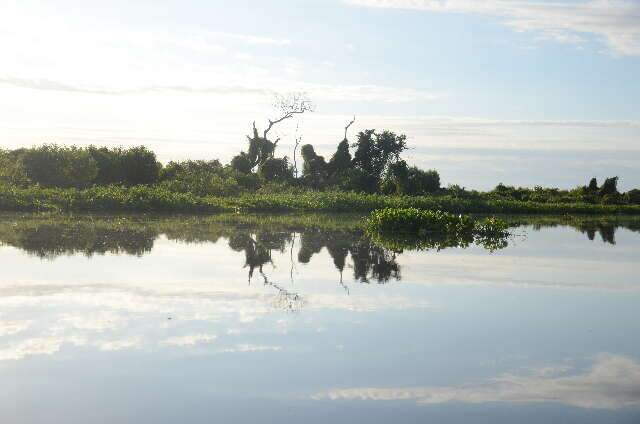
<box><xmin>237</xmin><ymin>92</ymin><xmax>314</xmax><ymax>173</ymax></box>
<box><xmin>352</xmin><ymin>129</ymin><xmax>407</xmax><ymax>180</ymax></box>
<box><xmin>599</xmin><ymin>177</ymin><xmax>619</xmax><ymax>196</ymax></box>
<box><xmin>328</xmin><ymin>139</ymin><xmax>352</xmax><ymax>178</ymax></box>
<box><xmin>121</xmin><ymin>146</ymin><xmax>161</xmax><ymax>185</ymax></box>
<box><xmin>301</xmin><ymin>144</ymin><xmax>328</xmax><ymax>188</ymax></box>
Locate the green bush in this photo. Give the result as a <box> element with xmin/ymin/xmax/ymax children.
<box><xmin>19</xmin><ymin>144</ymin><xmax>98</xmax><ymax>188</ymax></box>
<box><xmin>626</xmin><ymin>189</ymin><xmax>640</xmax><ymax>205</ymax></box>
<box><xmin>365</xmin><ymin>208</ymin><xmax>510</xmax><ymax>252</ymax></box>
<box><xmin>365</xmin><ymin>208</ymin><xmax>475</xmax><ymax>235</ymax></box>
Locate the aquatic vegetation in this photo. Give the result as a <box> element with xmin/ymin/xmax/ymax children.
<box><xmin>365</xmin><ymin>208</ymin><xmax>510</xmax><ymax>252</ymax></box>
<box><xmin>2</xmin><ymin>184</ymin><xmax>640</xmax><ymax>215</ymax></box>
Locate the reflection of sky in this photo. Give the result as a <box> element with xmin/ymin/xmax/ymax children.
<box><xmin>1</xmin><ymin>224</ymin><xmax>639</xmax><ymax>423</ymax></box>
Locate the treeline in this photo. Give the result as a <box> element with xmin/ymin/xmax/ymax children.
<box><xmin>475</xmin><ymin>176</ymin><xmax>639</xmax><ymax>205</ymax></box>
<box><xmin>1</xmin><ymin>133</ymin><xmax>639</xmax><ymax>207</ymax></box>
<box><xmin>0</xmin><ymin>128</ymin><xmax>441</xmax><ymax>197</ymax></box>
<box><xmin>0</xmin><ymin>145</ymin><xmax>160</xmax><ymax>188</ymax></box>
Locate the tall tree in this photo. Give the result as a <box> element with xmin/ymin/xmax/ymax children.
<box><xmin>352</xmin><ymin>129</ymin><xmax>407</xmax><ymax>179</ymax></box>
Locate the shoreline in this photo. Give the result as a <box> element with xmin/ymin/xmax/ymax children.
<box><xmin>1</xmin><ymin>185</ymin><xmax>640</xmax><ymax>215</ymax></box>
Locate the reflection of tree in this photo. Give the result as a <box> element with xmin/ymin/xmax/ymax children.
<box><xmin>260</xmin><ymin>270</ymin><xmax>305</xmax><ymax>313</ymax></box>
<box><xmin>577</xmin><ymin>223</ymin><xmax>616</xmax><ymax>245</ymax></box>
<box><xmin>519</xmin><ymin>218</ymin><xmax>640</xmax><ymax>245</ymax></box>
<box><xmin>350</xmin><ymin>239</ymin><xmax>400</xmax><ymax>284</ymax></box>
<box><xmin>298</xmin><ymin>230</ymin><xmax>401</xmax><ymax>285</ymax></box>
<box><xmin>228</xmin><ymin>230</ymin><xmax>292</xmax><ymax>280</ymax></box>
<box><xmin>1</xmin><ymin>223</ymin><xmax>155</xmax><ymax>258</ymax></box>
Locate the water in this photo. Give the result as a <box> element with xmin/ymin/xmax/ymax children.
<box><xmin>0</xmin><ymin>213</ymin><xmax>639</xmax><ymax>423</ymax></box>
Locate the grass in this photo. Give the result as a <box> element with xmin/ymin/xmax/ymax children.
<box><xmin>2</xmin><ymin>184</ymin><xmax>640</xmax><ymax>215</ymax></box>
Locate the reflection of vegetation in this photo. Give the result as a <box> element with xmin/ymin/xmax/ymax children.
<box><xmin>504</xmin><ymin>215</ymin><xmax>640</xmax><ymax>246</ymax></box>
<box><xmin>0</xmin><ymin>217</ymin><xmax>156</xmax><ymax>258</ymax></box>
<box><xmin>229</xmin><ymin>230</ymin><xmax>291</xmax><ymax>280</ymax></box>
<box><xmin>365</xmin><ymin>209</ymin><xmax>510</xmax><ymax>253</ymax></box>
<box><xmin>1</xmin><ymin>213</ymin><xmax>639</xmax><ymax>277</ymax></box>
<box><xmin>259</xmin><ymin>271</ymin><xmax>305</xmax><ymax>313</ymax></box>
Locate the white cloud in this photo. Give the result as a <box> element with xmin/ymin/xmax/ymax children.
<box><xmin>0</xmin><ymin>320</ymin><xmax>31</xmax><ymax>336</ymax></box>
<box><xmin>220</xmin><ymin>344</ymin><xmax>282</xmax><ymax>353</ymax></box>
<box><xmin>162</xmin><ymin>334</ymin><xmax>218</xmax><ymax>347</ymax></box>
<box><xmin>314</xmin><ymin>354</ymin><xmax>640</xmax><ymax>410</ymax></box>
<box><xmin>97</xmin><ymin>337</ymin><xmax>141</xmax><ymax>351</ymax></box>
<box><xmin>345</xmin><ymin>0</ymin><xmax>640</xmax><ymax>55</ymax></box>
<box><xmin>0</xmin><ymin>76</ymin><xmax>438</xmax><ymax>104</ymax></box>
<box><xmin>0</xmin><ymin>336</ymin><xmax>86</xmax><ymax>361</ymax></box>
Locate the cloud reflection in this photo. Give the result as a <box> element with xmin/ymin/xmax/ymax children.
<box><xmin>314</xmin><ymin>354</ymin><xmax>640</xmax><ymax>410</ymax></box>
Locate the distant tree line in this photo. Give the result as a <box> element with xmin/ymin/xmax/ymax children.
<box><xmin>0</xmin><ymin>126</ymin><xmax>441</xmax><ymax>197</ymax></box>
<box><xmin>0</xmin><ymin>129</ymin><xmax>638</xmax><ymax>206</ymax></box>
<box><xmin>0</xmin><ymin>145</ymin><xmax>160</xmax><ymax>188</ymax></box>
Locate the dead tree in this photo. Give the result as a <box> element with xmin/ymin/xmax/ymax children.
<box><xmin>344</xmin><ymin>116</ymin><xmax>356</xmax><ymax>141</ymax></box>
<box><xmin>241</xmin><ymin>92</ymin><xmax>315</xmax><ymax>171</ymax></box>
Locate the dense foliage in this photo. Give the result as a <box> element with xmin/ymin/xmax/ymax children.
<box><xmin>0</xmin><ymin>145</ymin><xmax>160</xmax><ymax>188</ymax></box>
<box><xmin>365</xmin><ymin>208</ymin><xmax>510</xmax><ymax>252</ymax></box>
<box><xmin>0</xmin><ymin>124</ymin><xmax>638</xmax><ymax>213</ymax></box>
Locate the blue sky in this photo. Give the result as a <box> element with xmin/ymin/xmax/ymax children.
<box><xmin>0</xmin><ymin>0</ymin><xmax>639</xmax><ymax>189</ymax></box>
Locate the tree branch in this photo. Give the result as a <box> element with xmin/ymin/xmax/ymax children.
<box><xmin>344</xmin><ymin>116</ymin><xmax>356</xmax><ymax>140</ymax></box>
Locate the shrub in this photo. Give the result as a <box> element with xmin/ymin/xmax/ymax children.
<box><xmin>121</xmin><ymin>146</ymin><xmax>161</xmax><ymax>185</ymax></box>
<box><xmin>87</xmin><ymin>146</ymin><xmax>125</xmax><ymax>185</ymax></box>
<box><xmin>626</xmin><ymin>189</ymin><xmax>640</xmax><ymax>205</ymax></box>
<box><xmin>19</xmin><ymin>144</ymin><xmax>98</xmax><ymax>188</ymax></box>
<box><xmin>338</xmin><ymin>169</ymin><xmax>379</xmax><ymax>193</ymax></box>
<box><xmin>231</xmin><ymin>153</ymin><xmax>253</xmax><ymax>174</ymax></box>
<box><xmin>258</xmin><ymin>157</ymin><xmax>293</xmax><ymax>182</ymax></box>
<box><xmin>365</xmin><ymin>207</ymin><xmax>475</xmax><ymax>234</ymax></box>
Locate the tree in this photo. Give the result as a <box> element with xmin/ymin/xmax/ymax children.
<box><xmin>240</xmin><ymin>92</ymin><xmax>314</xmax><ymax>172</ymax></box>
<box><xmin>301</xmin><ymin>144</ymin><xmax>328</xmax><ymax>188</ymax></box>
<box><xmin>588</xmin><ymin>177</ymin><xmax>599</xmax><ymax>192</ymax></box>
<box><xmin>328</xmin><ymin>139</ymin><xmax>352</xmax><ymax>178</ymax></box>
<box><xmin>338</xmin><ymin>168</ymin><xmax>379</xmax><ymax>193</ymax></box>
<box><xmin>121</xmin><ymin>146</ymin><xmax>161</xmax><ymax>185</ymax></box>
<box><xmin>352</xmin><ymin>129</ymin><xmax>407</xmax><ymax>180</ymax></box>
<box><xmin>626</xmin><ymin>189</ymin><xmax>640</xmax><ymax>204</ymax></box>
<box><xmin>19</xmin><ymin>144</ymin><xmax>97</xmax><ymax>188</ymax></box>
<box><xmin>599</xmin><ymin>177</ymin><xmax>619</xmax><ymax>196</ymax></box>
<box><xmin>407</xmin><ymin>167</ymin><xmax>440</xmax><ymax>194</ymax></box>
<box><xmin>0</xmin><ymin>148</ymin><xmax>29</xmax><ymax>185</ymax></box>
<box><xmin>87</xmin><ymin>146</ymin><xmax>126</xmax><ymax>185</ymax></box>
<box><xmin>230</xmin><ymin>153</ymin><xmax>253</xmax><ymax>174</ymax></box>
<box><xmin>259</xmin><ymin>157</ymin><xmax>293</xmax><ymax>182</ymax></box>
<box><xmin>381</xmin><ymin>161</ymin><xmax>440</xmax><ymax>195</ymax></box>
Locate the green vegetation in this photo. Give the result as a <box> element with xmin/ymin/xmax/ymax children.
<box><xmin>1</xmin><ymin>112</ymin><xmax>639</xmax><ymax>214</ymax></box>
<box><xmin>2</xmin><ymin>212</ymin><xmax>639</xmax><ymax>260</ymax></box>
<box><xmin>2</xmin><ymin>185</ymin><xmax>640</xmax><ymax>214</ymax></box>
<box><xmin>365</xmin><ymin>208</ymin><xmax>510</xmax><ymax>252</ymax></box>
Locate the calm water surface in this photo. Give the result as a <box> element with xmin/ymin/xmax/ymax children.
<box><xmin>0</xmin><ymin>213</ymin><xmax>639</xmax><ymax>423</ymax></box>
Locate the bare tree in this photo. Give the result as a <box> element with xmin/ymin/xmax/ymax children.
<box><xmin>293</xmin><ymin>122</ymin><xmax>303</xmax><ymax>178</ymax></box>
<box><xmin>344</xmin><ymin>115</ymin><xmax>356</xmax><ymax>141</ymax></box>
<box><xmin>240</xmin><ymin>92</ymin><xmax>315</xmax><ymax>171</ymax></box>
<box><xmin>267</xmin><ymin>92</ymin><xmax>314</xmax><ymax>138</ymax></box>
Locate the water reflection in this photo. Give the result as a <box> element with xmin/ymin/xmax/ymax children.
<box><xmin>314</xmin><ymin>354</ymin><xmax>640</xmax><ymax>410</ymax></box>
<box><xmin>1</xmin><ymin>214</ymin><xmax>640</xmax><ymax>423</ymax></box>
<box><xmin>0</xmin><ymin>215</ymin><xmax>424</xmax><ymax>285</ymax></box>
<box><xmin>517</xmin><ymin>216</ymin><xmax>640</xmax><ymax>245</ymax></box>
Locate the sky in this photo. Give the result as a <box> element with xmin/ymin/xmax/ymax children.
<box><xmin>0</xmin><ymin>0</ymin><xmax>639</xmax><ymax>190</ymax></box>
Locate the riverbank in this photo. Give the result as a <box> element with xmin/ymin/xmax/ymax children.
<box><xmin>1</xmin><ymin>185</ymin><xmax>640</xmax><ymax>215</ymax></box>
